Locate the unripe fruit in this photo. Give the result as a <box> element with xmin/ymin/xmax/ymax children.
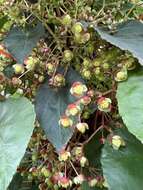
<box><xmin>97</xmin><ymin>97</ymin><xmax>111</xmax><ymax>112</ymax></box>
<box><xmin>13</xmin><ymin>64</ymin><xmax>24</xmax><ymax>75</ymax></box>
<box><xmin>70</xmin><ymin>82</ymin><xmax>87</xmax><ymax>97</ymax></box>
<box><xmin>61</xmin><ymin>14</ymin><xmax>72</xmax><ymax>26</ymax></box>
<box><xmin>59</xmin><ymin>115</ymin><xmax>73</xmax><ymax>128</ymax></box>
<box><xmin>76</xmin><ymin>122</ymin><xmax>89</xmax><ymax>133</ymax></box>
<box><xmin>63</xmin><ymin>50</ymin><xmax>74</xmax><ymax>62</ymax></box>
<box><xmin>72</xmin><ymin>22</ymin><xmax>83</xmax><ymax>34</ymax></box>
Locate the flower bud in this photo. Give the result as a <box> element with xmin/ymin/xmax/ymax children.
<box><xmin>73</xmin><ymin>174</ymin><xmax>85</xmax><ymax>184</ymax></box>
<box><xmin>41</xmin><ymin>166</ymin><xmax>51</xmax><ymax>177</ymax></box>
<box><xmin>111</xmin><ymin>135</ymin><xmax>125</xmax><ymax>150</ymax></box>
<box><xmin>115</xmin><ymin>69</ymin><xmax>128</xmax><ymax>82</ymax></box>
<box><xmin>72</xmin><ymin>22</ymin><xmax>83</xmax><ymax>34</ymax></box>
<box><xmin>58</xmin><ymin>177</ymin><xmax>72</xmax><ymax>188</ymax></box>
<box><xmin>81</xmin><ymin>68</ymin><xmax>91</xmax><ymax>80</ymax></box>
<box><xmin>24</xmin><ymin>56</ymin><xmax>37</xmax><ymax>70</ymax></box>
<box><xmin>13</xmin><ymin>64</ymin><xmax>24</xmax><ymax>75</ymax></box>
<box><xmin>53</xmin><ymin>73</ymin><xmax>65</xmax><ymax>87</ymax></box>
<box><xmin>63</xmin><ymin>50</ymin><xmax>73</xmax><ymax>62</ymax></box>
<box><xmin>76</xmin><ymin>122</ymin><xmax>89</xmax><ymax>133</ymax></box>
<box><xmin>80</xmin><ymin>156</ymin><xmax>88</xmax><ymax>167</ymax></box>
<box><xmin>61</xmin><ymin>14</ymin><xmax>72</xmax><ymax>26</ymax></box>
<box><xmin>88</xmin><ymin>178</ymin><xmax>97</xmax><ymax>187</ymax></box>
<box><xmin>80</xmin><ymin>96</ymin><xmax>91</xmax><ymax>105</ymax></box>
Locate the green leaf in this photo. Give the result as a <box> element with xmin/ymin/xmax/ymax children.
<box><xmin>0</xmin><ymin>16</ymin><xmax>8</xmax><ymax>29</ymax></box>
<box><xmin>84</xmin><ymin>131</ymin><xmax>103</xmax><ymax>169</ymax></box>
<box><xmin>4</xmin><ymin>23</ymin><xmax>45</xmax><ymax>64</ymax></box>
<box><xmin>8</xmin><ymin>173</ymin><xmax>23</xmax><ymax>190</ymax></box>
<box><xmin>35</xmin><ymin>68</ymin><xmax>84</xmax><ymax>152</ymax></box>
<box><xmin>101</xmin><ymin>127</ymin><xmax>143</xmax><ymax>190</ymax></box>
<box><xmin>117</xmin><ymin>68</ymin><xmax>143</xmax><ymax>142</ymax></box>
<box><xmin>0</xmin><ymin>97</ymin><xmax>35</xmax><ymax>190</ymax></box>
<box><xmin>82</xmin><ymin>182</ymin><xmax>101</xmax><ymax>190</ymax></box>
<box><xmin>94</xmin><ymin>20</ymin><xmax>143</xmax><ymax>65</ymax></box>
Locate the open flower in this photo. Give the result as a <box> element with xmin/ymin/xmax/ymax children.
<box><xmin>59</xmin><ymin>115</ymin><xmax>73</xmax><ymax>128</ymax></box>
<box><xmin>97</xmin><ymin>97</ymin><xmax>111</xmax><ymax>112</ymax></box>
<box><xmin>70</xmin><ymin>82</ymin><xmax>87</xmax><ymax>97</ymax></box>
<box><xmin>73</xmin><ymin>174</ymin><xmax>85</xmax><ymax>185</ymax></box>
<box><xmin>65</xmin><ymin>103</ymin><xmax>81</xmax><ymax>116</ymax></box>
<box><xmin>59</xmin><ymin>150</ymin><xmax>71</xmax><ymax>162</ymax></box>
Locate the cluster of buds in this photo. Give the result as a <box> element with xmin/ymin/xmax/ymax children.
<box><xmin>97</xmin><ymin>97</ymin><xmax>112</xmax><ymax>112</ymax></box>
<box><xmin>58</xmin><ymin>176</ymin><xmax>72</xmax><ymax>188</ymax></box>
<box><xmin>59</xmin><ymin>82</ymin><xmax>94</xmax><ymax>137</ymax></box>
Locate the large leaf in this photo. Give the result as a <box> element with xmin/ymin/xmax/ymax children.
<box><xmin>101</xmin><ymin>127</ymin><xmax>143</xmax><ymax>190</ymax></box>
<box><xmin>0</xmin><ymin>97</ymin><xmax>35</xmax><ymax>190</ymax></box>
<box><xmin>35</xmin><ymin>68</ymin><xmax>84</xmax><ymax>152</ymax></box>
<box><xmin>94</xmin><ymin>20</ymin><xmax>143</xmax><ymax>65</ymax></box>
<box><xmin>117</xmin><ymin>68</ymin><xmax>143</xmax><ymax>142</ymax></box>
<box><xmin>4</xmin><ymin>23</ymin><xmax>45</xmax><ymax>64</ymax></box>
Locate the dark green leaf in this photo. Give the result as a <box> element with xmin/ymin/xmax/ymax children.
<box><xmin>117</xmin><ymin>68</ymin><xmax>143</xmax><ymax>142</ymax></box>
<box><xmin>8</xmin><ymin>173</ymin><xmax>23</xmax><ymax>190</ymax></box>
<box><xmin>35</xmin><ymin>68</ymin><xmax>84</xmax><ymax>152</ymax></box>
<box><xmin>101</xmin><ymin>127</ymin><xmax>143</xmax><ymax>190</ymax></box>
<box><xmin>4</xmin><ymin>23</ymin><xmax>45</xmax><ymax>64</ymax></box>
<box><xmin>84</xmin><ymin>131</ymin><xmax>103</xmax><ymax>168</ymax></box>
<box><xmin>0</xmin><ymin>16</ymin><xmax>8</xmax><ymax>29</ymax></box>
<box><xmin>0</xmin><ymin>97</ymin><xmax>35</xmax><ymax>190</ymax></box>
<box><xmin>94</xmin><ymin>20</ymin><xmax>143</xmax><ymax>65</ymax></box>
